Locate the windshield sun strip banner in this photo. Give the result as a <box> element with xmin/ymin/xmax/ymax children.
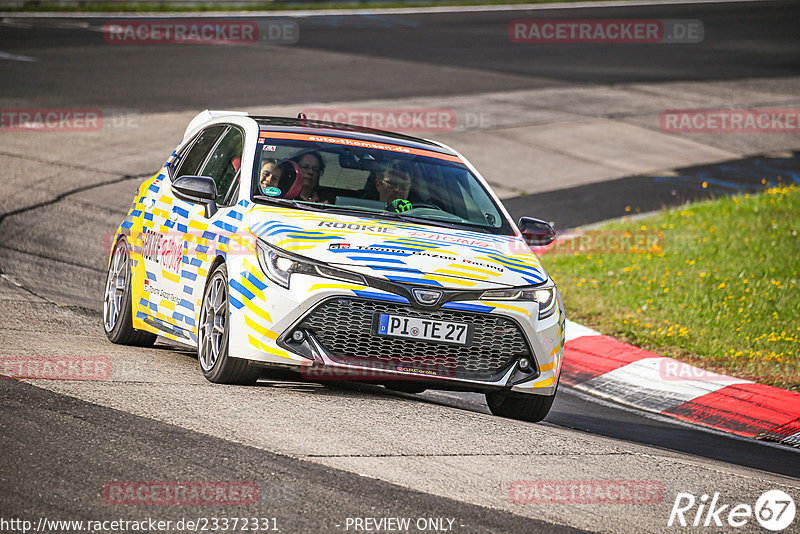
<box><xmin>257</xmin><ymin>131</ymin><xmax>461</xmax><ymax>163</ymax></box>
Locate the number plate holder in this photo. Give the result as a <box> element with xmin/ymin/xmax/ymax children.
<box><xmin>371</xmin><ymin>313</ymin><xmax>473</xmax><ymax>346</ymax></box>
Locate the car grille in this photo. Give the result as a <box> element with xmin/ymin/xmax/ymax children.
<box><xmin>297</xmin><ymin>297</ymin><xmax>531</xmax><ymax>380</ymax></box>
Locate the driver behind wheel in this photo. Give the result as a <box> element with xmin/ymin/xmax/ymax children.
<box><xmin>376</xmin><ymin>161</ymin><xmax>412</xmax><ymax>206</ymax></box>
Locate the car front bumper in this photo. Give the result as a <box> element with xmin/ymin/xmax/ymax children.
<box><xmin>227</xmin><ymin>255</ymin><xmax>564</xmax><ymax>396</ymax></box>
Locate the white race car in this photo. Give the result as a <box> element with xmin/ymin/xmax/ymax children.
<box><xmin>103</xmin><ymin>111</ymin><xmax>564</xmax><ymax>422</ymax></box>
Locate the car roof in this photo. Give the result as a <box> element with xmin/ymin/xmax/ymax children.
<box><xmin>252</xmin><ymin>116</ymin><xmax>458</xmax><ymax>158</ymax></box>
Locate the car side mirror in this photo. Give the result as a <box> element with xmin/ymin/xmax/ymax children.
<box><xmin>518</xmin><ymin>217</ymin><xmax>556</xmax><ymax>247</ymax></box>
<box><xmin>172</xmin><ymin>175</ymin><xmax>218</xmax><ymax>218</ymax></box>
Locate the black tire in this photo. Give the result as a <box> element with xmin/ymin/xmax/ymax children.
<box><xmin>198</xmin><ymin>263</ymin><xmax>261</xmax><ymax>385</ymax></box>
<box><xmin>103</xmin><ymin>236</ymin><xmax>157</xmax><ymax>347</ymax></box>
<box><xmin>485</xmin><ymin>391</ymin><xmax>555</xmax><ymax>423</ymax></box>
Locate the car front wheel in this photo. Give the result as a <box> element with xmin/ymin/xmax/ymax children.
<box><xmin>485</xmin><ymin>391</ymin><xmax>555</xmax><ymax>423</ymax></box>
<box><xmin>103</xmin><ymin>236</ymin><xmax>157</xmax><ymax>346</ymax></box>
<box><xmin>198</xmin><ymin>263</ymin><xmax>261</xmax><ymax>385</ymax></box>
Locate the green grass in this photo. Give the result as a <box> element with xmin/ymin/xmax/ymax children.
<box><xmin>545</xmin><ymin>184</ymin><xmax>800</xmax><ymax>391</ymax></box>
<box><xmin>4</xmin><ymin>0</ymin><xmax>634</xmax><ymax>13</ymax></box>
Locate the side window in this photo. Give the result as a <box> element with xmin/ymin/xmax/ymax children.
<box><xmin>172</xmin><ymin>125</ymin><xmax>226</xmax><ymax>180</ymax></box>
<box><xmin>198</xmin><ymin>127</ymin><xmax>244</xmax><ymax>206</ymax></box>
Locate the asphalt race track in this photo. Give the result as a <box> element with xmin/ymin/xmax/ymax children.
<box><xmin>1</xmin><ymin>1</ymin><xmax>799</xmax><ymax>533</ymax></box>
<box><xmin>1</xmin><ymin>1</ymin><xmax>799</xmax><ymax>110</ymax></box>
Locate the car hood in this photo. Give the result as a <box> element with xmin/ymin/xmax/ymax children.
<box><xmin>246</xmin><ymin>205</ymin><xmax>548</xmax><ymax>289</ymax></box>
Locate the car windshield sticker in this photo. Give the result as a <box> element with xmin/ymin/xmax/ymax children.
<box><xmin>258</xmin><ymin>131</ymin><xmax>460</xmax><ymax>163</ymax></box>
<box><xmin>262</xmin><ymin>186</ymin><xmax>281</xmax><ymax>196</ymax></box>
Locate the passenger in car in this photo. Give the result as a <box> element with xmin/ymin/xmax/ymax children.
<box><xmin>291</xmin><ymin>151</ymin><xmax>326</xmax><ymax>202</ymax></box>
<box><xmin>259</xmin><ymin>158</ymin><xmax>283</xmax><ymax>193</ymax></box>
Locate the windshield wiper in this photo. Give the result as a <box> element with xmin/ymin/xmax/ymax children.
<box><xmin>251</xmin><ymin>195</ymin><xmax>314</xmax><ymax>210</ymax></box>
<box><xmin>380</xmin><ymin>212</ymin><xmax>492</xmax><ymax>233</ymax></box>
<box><xmin>294</xmin><ymin>203</ymin><xmax>389</xmax><ymax>218</ymax></box>
<box><xmin>298</xmin><ymin>206</ymin><xmax>433</xmax><ymax>227</ymax></box>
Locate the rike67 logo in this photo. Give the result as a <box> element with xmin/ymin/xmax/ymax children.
<box><xmin>668</xmin><ymin>490</ymin><xmax>796</xmax><ymax>531</ymax></box>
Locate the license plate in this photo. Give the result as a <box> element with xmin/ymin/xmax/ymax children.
<box><xmin>374</xmin><ymin>313</ymin><xmax>472</xmax><ymax>346</ymax></box>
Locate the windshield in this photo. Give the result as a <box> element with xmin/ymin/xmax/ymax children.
<box><xmin>252</xmin><ymin>131</ymin><xmax>513</xmax><ymax>235</ymax></box>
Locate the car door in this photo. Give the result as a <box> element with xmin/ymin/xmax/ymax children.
<box><xmin>137</xmin><ymin>125</ymin><xmax>230</xmax><ymax>342</ymax></box>
<box><xmin>170</xmin><ymin>125</ymin><xmax>247</xmax><ymax>337</ymax></box>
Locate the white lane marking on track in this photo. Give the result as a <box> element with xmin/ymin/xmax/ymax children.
<box><xmin>1</xmin><ymin>18</ymin><xmax>31</xmax><ymax>28</ymax></box>
<box><xmin>1</xmin><ymin>17</ymin><xmax>89</xmax><ymax>29</ymax></box>
<box><xmin>0</xmin><ymin>51</ymin><xmax>38</xmax><ymax>62</ymax></box>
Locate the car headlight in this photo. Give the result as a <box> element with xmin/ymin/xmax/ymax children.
<box><xmin>256</xmin><ymin>240</ymin><xmax>366</xmax><ymax>289</ymax></box>
<box><xmin>480</xmin><ymin>283</ymin><xmax>557</xmax><ymax>319</ymax></box>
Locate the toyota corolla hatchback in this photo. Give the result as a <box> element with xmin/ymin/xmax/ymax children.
<box><xmin>103</xmin><ymin>110</ymin><xmax>564</xmax><ymax>422</ymax></box>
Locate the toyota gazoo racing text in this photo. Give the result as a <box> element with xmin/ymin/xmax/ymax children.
<box><xmin>103</xmin><ymin>110</ymin><xmax>565</xmax><ymax>422</ymax></box>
